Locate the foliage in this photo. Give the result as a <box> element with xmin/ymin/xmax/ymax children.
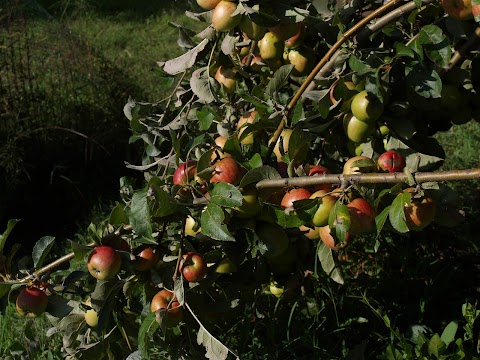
<box><xmin>2</xmin><ymin>0</ymin><xmax>480</xmax><ymax>359</ymax></box>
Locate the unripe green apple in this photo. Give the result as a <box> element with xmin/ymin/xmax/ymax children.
<box><xmin>310</xmin><ymin>190</ymin><xmax>337</xmax><ymax>227</ymax></box>
<box><xmin>258</xmin><ymin>32</ymin><xmax>284</xmax><ymax>60</ymax></box>
<box><xmin>212</xmin><ymin>1</ymin><xmax>242</xmax><ymax>32</ymax></box>
<box><xmin>215</xmin><ymin>258</ymin><xmax>237</xmax><ymax>273</ymax></box>
<box><xmin>239</xmin><ymin>16</ymin><xmax>266</xmax><ymax>41</ymax></box>
<box><xmin>350</xmin><ymin>90</ymin><xmax>384</xmax><ymax>124</ymax></box>
<box><xmin>343</xmin><ymin>113</ymin><xmax>374</xmax><ymax>143</ymax></box>
<box><xmin>286</xmin><ymin>47</ymin><xmax>315</xmax><ymax>76</ymax></box>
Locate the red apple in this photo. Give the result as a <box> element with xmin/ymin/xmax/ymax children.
<box><xmin>212</xmin><ymin>1</ymin><xmax>242</xmax><ymax>32</ymax></box>
<box><xmin>196</xmin><ymin>0</ymin><xmax>221</xmax><ymax>10</ymax></box>
<box><xmin>16</xmin><ymin>286</ymin><xmax>48</xmax><ymax>318</ymax></box>
<box><xmin>308</xmin><ymin>165</ymin><xmax>332</xmax><ymax>191</ymax></box>
<box><xmin>441</xmin><ymin>0</ymin><xmax>473</xmax><ymax>20</ymax></box>
<box><xmin>210</xmin><ymin>157</ymin><xmax>242</xmax><ymax>184</ymax></box>
<box><xmin>281</xmin><ymin>188</ymin><xmax>312</xmax><ymax>208</ymax></box>
<box><xmin>150</xmin><ymin>289</ymin><xmax>183</xmax><ymax>327</ymax></box>
<box><xmin>377</xmin><ymin>150</ymin><xmax>406</xmax><ymax>173</ymax></box>
<box><xmin>319</xmin><ymin>225</ymin><xmax>350</xmax><ymax>250</ymax></box>
<box><xmin>347</xmin><ymin>198</ymin><xmax>376</xmax><ymax>235</ymax></box>
<box><xmin>343</xmin><ymin>155</ymin><xmax>377</xmax><ymax>175</ymax></box>
<box><xmin>134</xmin><ymin>245</ymin><xmax>161</xmax><ymax>272</ymax></box>
<box><xmin>403</xmin><ymin>188</ymin><xmax>437</xmax><ymax>231</ymax></box>
<box><xmin>214</xmin><ymin>66</ymin><xmax>237</xmax><ymax>94</ymax></box>
<box><xmin>173</xmin><ymin>160</ymin><xmax>198</xmax><ymax>185</ymax></box>
<box><xmin>180</xmin><ymin>252</ymin><xmax>207</xmax><ymax>282</ymax></box>
<box><xmin>87</xmin><ymin>246</ymin><xmax>122</xmax><ymax>280</ymax></box>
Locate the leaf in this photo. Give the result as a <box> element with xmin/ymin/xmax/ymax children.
<box><xmin>405</xmin><ymin>61</ymin><xmax>442</xmax><ymax>98</ymax></box>
<box><xmin>197</xmin><ymin>326</ymin><xmax>229</xmax><ymax>360</ymax></box>
<box><xmin>416</xmin><ymin>25</ymin><xmax>451</xmax><ymax>68</ymax></box>
<box><xmin>266</xmin><ymin>64</ymin><xmax>294</xmax><ymax>99</ymax></box>
<box><xmin>138</xmin><ymin>312</ymin><xmax>158</xmax><ymax>360</ymax></box>
<box><xmin>163</xmin><ymin>39</ymin><xmax>209</xmax><ymax>75</ymax></box>
<box><xmin>209</xmin><ymin>183</ymin><xmax>243</xmax><ymax>208</ymax></box>
<box><xmin>32</xmin><ymin>236</ymin><xmax>55</xmax><ymax>269</ymax></box>
<box><xmin>191</xmin><ymin>67</ymin><xmax>219</xmax><ymax>104</ymax></box>
<box><xmin>70</xmin><ymin>240</ymin><xmax>92</xmax><ymax>261</ymax></box>
<box><xmin>221</xmin><ymin>33</ymin><xmax>235</xmax><ymax>55</ymax></box>
<box><xmin>197</xmin><ymin>106</ymin><xmax>220</xmax><ymax>131</ymax></box>
<box><xmin>45</xmin><ymin>295</ymin><xmax>75</xmax><ymax>318</ymax></box>
<box><xmin>150</xmin><ymin>185</ymin><xmax>181</xmax><ymax>217</ymax></box>
<box><xmin>200</xmin><ymin>203</ymin><xmax>235</xmax><ymax>241</ymax></box>
<box><xmin>239</xmin><ymin>165</ymin><xmax>281</xmax><ymax>188</ymax></box>
<box><xmin>128</xmin><ymin>188</ymin><xmax>155</xmax><ymax>243</ymax></box>
<box><xmin>291</xmin><ymin>102</ymin><xmax>305</xmax><ymax>125</ymax></box>
<box><xmin>126</xmin><ymin>350</ymin><xmax>143</xmax><ymax>360</ymax></box>
<box><xmin>0</xmin><ymin>219</ymin><xmax>19</xmax><ymax>253</ymax></box>
<box><xmin>317</xmin><ymin>242</ymin><xmax>344</xmax><ymax>284</ymax></box>
<box><xmin>428</xmin><ymin>333</ymin><xmax>445</xmax><ymax>358</ymax></box>
<box><xmin>273</xmin><ymin>207</ymin><xmax>305</xmax><ymax>228</ymax></box>
<box><xmin>0</xmin><ymin>282</ymin><xmax>12</xmax><ymax>299</ymax></box>
<box><xmin>109</xmin><ymin>203</ymin><xmax>129</xmax><ymax>226</ymax></box>
<box><xmin>173</xmin><ymin>277</ymin><xmax>185</xmax><ymax>305</ymax></box>
<box><xmin>389</xmin><ymin>191</ymin><xmax>410</xmax><ymax>233</ymax></box>
<box><xmin>375</xmin><ymin>206</ymin><xmax>391</xmax><ymax>237</ymax></box>
<box><xmin>440</xmin><ymin>321</ymin><xmax>458</xmax><ymax>346</ymax></box>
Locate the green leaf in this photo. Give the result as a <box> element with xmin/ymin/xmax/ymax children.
<box><xmin>317</xmin><ymin>242</ymin><xmax>344</xmax><ymax>285</ymax></box>
<box><xmin>328</xmin><ymin>202</ymin><xmax>350</xmax><ymax>243</ymax></box>
<box><xmin>266</xmin><ymin>64</ymin><xmax>294</xmax><ymax>99</ymax></box>
<box><xmin>210</xmin><ymin>183</ymin><xmax>243</xmax><ymax>208</ymax></box>
<box><xmin>395</xmin><ymin>42</ymin><xmax>415</xmax><ymax>58</ymax></box>
<box><xmin>70</xmin><ymin>240</ymin><xmax>92</xmax><ymax>261</ymax></box>
<box><xmin>440</xmin><ymin>321</ymin><xmax>458</xmax><ymax>346</ymax></box>
<box><xmin>375</xmin><ymin>206</ymin><xmax>391</xmax><ymax>237</ymax></box>
<box><xmin>200</xmin><ymin>203</ymin><xmax>235</xmax><ymax>241</ymax></box>
<box><xmin>32</xmin><ymin>236</ymin><xmax>55</xmax><ymax>269</ymax></box>
<box><xmin>0</xmin><ymin>219</ymin><xmax>19</xmax><ymax>253</ymax></box>
<box><xmin>239</xmin><ymin>165</ymin><xmax>281</xmax><ymax>188</ymax></box>
<box><xmin>109</xmin><ymin>203</ymin><xmax>129</xmax><ymax>226</ymax></box>
<box><xmin>190</xmin><ymin>66</ymin><xmax>219</xmax><ymax>104</ymax></box>
<box><xmin>389</xmin><ymin>191</ymin><xmax>410</xmax><ymax>233</ymax></box>
<box><xmin>163</xmin><ymin>38</ymin><xmax>209</xmax><ymax>75</ymax></box>
<box><xmin>273</xmin><ymin>207</ymin><xmax>305</xmax><ymax>228</ymax></box>
<box><xmin>197</xmin><ymin>106</ymin><xmax>220</xmax><ymax>131</ymax></box>
<box><xmin>138</xmin><ymin>312</ymin><xmax>158</xmax><ymax>360</ymax></box>
<box><xmin>128</xmin><ymin>188</ymin><xmax>155</xmax><ymax>243</ymax></box>
<box><xmin>287</xmin><ymin>128</ymin><xmax>315</xmax><ymax>163</ymax></box>
<box><xmin>291</xmin><ymin>102</ymin><xmax>305</xmax><ymax>125</ymax></box>
<box><xmin>405</xmin><ymin>61</ymin><xmax>442</xmax><ymax>98</ymax></box>
<box><xmin>417</xmin><ymin>25</ymin><xmax>451</xmax><ymax>68</ymax></box>
<box><xmin>0</xmin><ymin>282</ymin><xmax>12</xmax><ymax>299</ymax></box>
<box><xmin>150</xmin><ymin>184</ymin><xmax>181</xmax><ymax>217</ymax></box>
<box><xmin>428</xmin><ymin>333</ymin><xmax>445</xmax><ymax>358</ymax></box>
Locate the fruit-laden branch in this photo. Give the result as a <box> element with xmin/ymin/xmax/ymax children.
<box><xmin>255</xmin><ymin>168</ymin><xmax>480</xmax><ymax>189</ymax></box>
<box><xmin>265</xmin><ymin>0</ymin><xmax>405</xmax><ymax>161</ymax></box>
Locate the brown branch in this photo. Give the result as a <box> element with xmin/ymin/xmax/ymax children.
<box><xmin>442</xmin><ymin>26</ymin><xmax>480</xmax><ymax>73</ymax></box>
<box><xmin>255</xmin><ymin>168</ymin><xmax>480</xmax><ymax>189</ymax></box>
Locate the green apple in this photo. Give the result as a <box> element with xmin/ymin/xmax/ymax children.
<box><xmin>286</xmin><ymin>47</ymin><xmax>315</xmax><ymax>76</ymax></box>
<box><xmin>234</xmin><ymin>187</ymin><xmax>262</xmax><ymax>218</ymax></box>
<box><xmin>350</xmin><ymin>90</ymin><xmax>384</xmax><ymax>124</ymax></box>
<box><xmin>239</xmin><ymin>16</ymin><xmax>266</xmax><ymax>41</ymax></box>
<box><xmin>196</xmin><ymin>0</ymin><xmax>221</xmax><ymax>10</ymax></box>
<box><xmin>343</xmin><ymin>113</ymin><xmax>374</xmax><ymax>143</ymax></box>
<box><xmin>215</xmin><ymin>258</ymin><xmax>237</xmax><ymax>273</ymax></box>
<box><xmin>212</xmin><ymin>1</ymin><xmax>242</xmax><ymax>32</ymax></box>
<box><xmin>237</xmin><ymin>110</ymin><xmax>258</xmax><ymax>145</ymax></box>
<box><xmin>310</xmin><ymin>190</ymin><xmax>337</xmax><ymax>227</ymax></box>
<box><xmin>258</xmin><ymin>32</ymin><xmax>284</xmax><ymax>60</ymax></box>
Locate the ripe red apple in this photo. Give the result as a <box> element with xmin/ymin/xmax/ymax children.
<box><xmin>403</xmin><ymin>188</ymin><xmax>437</xmax><ymax>231</ymax></box>
<box><xmin>308</xmin><ymin>165</ymin><xmax>332</xmax><ymax>191</ymax></box>
<box><xmin>134</xmin><ymin>245</ymin><xmax>161</xmax><ymax>272</ymax></box>
<box><xmin>212</xmin><ymin>1</ymin><xmax>242</xmax><ymax>32</ymax></box>
<box><xmin>281</xmin><ymin>188</ymin><xmax>312</xmax><ymax>208</ymax></box>
<box><xmin>441</xmin><ymin>0</ymin><xmax>473</xmax><ymax>20</ymax></box>
<box><xmin>258</xmin><ymin>32</ymin><xmax>284</xmax><ymax>60</ymax></box>
<box><xmin>173</xmin><ymin>160</ymin><xmax>197</xmax><ymax>185</ymax></box>
<box><xmin>286</xmin><ymin>47</ymin><xmax>315</xmax><ymax>76</ymax></box>
<box><xmin>210</xmin><ymin>157</ymin><xmax>242</xmax><ymax>184</ymax></box>
<box><xmin>377</xmin><ymin>150</ymin><xmax>406</xmax><ymax>173</ymax></box>
<box><xmin>284</xmin><ymin>22</ymin><xmax>306</xmax><ymax>49</ymax></box>
<box><xmin>237</xmin><ymin>111</ymin><xmax>258</xmax><ymax>145</ymax></box>
<box><xmin>319</xmin><ymin>225</ymin><xmax>350</xmax><ymax>250</ymax></box>
<box><xmin>347</xmin><ymin>198</ymin><xmax>376</xmax><ymax>235</ymax></box>
<box><xmin>196</xmin><ymin>0</ymin><xmax>221</xmax><ymax>10</ymax></box>
<box><xmin>343</xmin><ymin>155</ymin><xmax>377</xmax><ymax>175</ymax></box>
<box><xmin>150</xmin><ymin>289</ymin><xmax>183</xmax><ymax>327</ymax></box>
<box><xmin>87</xmin><ymin>246</ymin><xmax>122</xmax><ymax>280</ymax></box>
<box><xmin>16</xmin><ymin>286</ymin><xmax>48</xmax><ymax>318</ymax></box>
<box><xmin>350</xmin><ymin>90</ymin><xmax>384</xmax><ymax>124</ymax></box>
<box><xmin>180</xmin><ymin>252</ymin><xmax>207</xmax><ymax>282</ymax></box>
<box><xmin>215</xmin><ymin>66</ymin><xmax>237</xmax><ymax>94</ymax></box>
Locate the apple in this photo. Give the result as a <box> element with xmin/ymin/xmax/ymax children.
<box><xmin>268</xmin><ymin>21</ymin><xmax>299</xmax><ymax>41</ymax></box>
<box><xmin>271</xmin><ymin>128</ymin><xmax>293</xmax><ymax>161</ymax></box>
<box><xmin>134</xmin><ymin>245</ymin><xmax>161</xmax><ymax>272</ymax></box>
<box><xmin>343</xmin><ymin>113</ymin><xmax>374</xmax><ymax>143</ymax></box>
<box><xmin>215</xmin><ymin>66</ymin><xmax>237</xmax><ymax>94</ymax></box>
<box><xmin>87</xmin><ymin>246</ymin><xmax>122</xmax><ymax>280</ymax></box>
<box><xmin>350</xmin><ymin>90</ymin><xmax>384</xmax><ymax>124</ymax></box>
<box><xmin>196</xmin><ymin>0</ymin><xmax>221</xmax><ymax>10</ymax></box>
<box><xmin>319</xmin><ymin>225</ymin><xmax>350</xmax><ymax>250</ymax></box>
<box><xmin>343</xmin><ymin>155</ymin><xmax>377</xmax><ymax>175</ymax></box>
<box><xmin>284</xmin><ymin>22</ymin><xmax>306</xmax><ymax>49</ymax></box>
<box><xmin>215</xmin><ymin>258</ymin><xmax>238</xmax><ymax>273</ymax></box>
<box><xmin>256</xmin><ymin>223</ymin><xmax>289</xmax><ymax>259</ymax></box>
<box><xmin>310</xmin><ymin>190</ymin><xmax>337</xmax><ymax>227</ymax></box>
<box><xmin>347</xmin><ymin>198</ymin><xmax>376</xmax><ymax>235</ymax></box>
<box><xmin>83</xmin><ymin>298</ymin><xmax>98</xmax><ymax>328</ymax></box>
<box><xmin>212</xmin><ymin>1</ymin><xmax>242</xmax><ymax>32</ymax></box>
<box><xmin>403</xmin><ymin>188</ymin><xmax>437</xmax><ymax>231</ymax></box>
<box><xmin>239</xmin><ymin>16</ymin><xmax>266</xmax><ymax>41</ymax></box>
<box><xmin>299</xmin><ymin>224</ymin><xmax>320</xmax><ymax>240</ymax></box>
<box><xmin>237</xmin><ymin>111</ymin><xmax>258</xmax><ymax>145</ymax></box>
<box><xmin>211</xmin><ymin>136</ymin><xmax>232</xmax><ymax>161</ymax></box>
<box><xmin>150</xmin><ymin>289</ymin><xmax>183</xmax><ymax>328</ymax></box>
<box><xmin>210</xmin><ymin>157</ymin><xmax>242</xmax><ymax>184</ymax></box>
<box><xmin>185</xmin><ymin>215</ymin><xmax>201</xmax><ymax>237</ymax></box>
<box><xmin>331</xmin><ymin>80</ymin><xmax>358</xmax><ymax>113</ymax></box>
<box><xmin>441</xmin><ymin>0</ymin><xmax>473</xmax><ymax>20</ymax></box>
<box><xmin>269</xmin><ymin>281</ymin><xmax>284</xmax><ymax>298</ymax></box>
<box><xmin>281</xmin><ymin>188</ymin><xmax>312</xmax><ymax>208</ymax></box>
<box><xmin>258</xmin><ymin>32</ymin><xmax>284</xmax><ymax>60</ymax></box>
<box><xmin>181</xmin><ymin>252</ymin><xmax>207</xmax><ymax>282</ymax></box>
<box><xmin>102</xmin><ymin>236</ymin><xmax>131</xmax><ymax>252</ymax></box>
<box><xmin>377</xmin><ymin>150</ymin><xmax>406</xmax><ymax>173</ymax></box>
<box><xmin>308</xmin><ymin>165</ymin><xmax>332</xmax><ymax>191</ymax></box>
<box><xmin>173</xmin><ymin>160</ymin><xmax>197</xmax><ymax>185</ymax></box>
<box><xmin>15</xmin><ymin>286</ymin><xmax>48</xmax><ymax>318</ymax></box>
<box><xmin>286</xmin><ymin>47</ymin><xmax>315</xmax><ymax>76</ymax></box>
<box><xmin>234</xmin><ymin>187</ymin><xmax>262</xmax><ymax>218</ymax></box>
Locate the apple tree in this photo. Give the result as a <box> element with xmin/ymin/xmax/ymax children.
<box><xmin>2</xmin><ymin>0</ymin><xmax>480</xmax><ymax>359</ymax></box>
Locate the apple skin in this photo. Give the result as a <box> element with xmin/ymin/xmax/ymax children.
<box><xmin>215</xmin><ymin>66</ymin><xmax>237</xmax><ymax>94</ymax></box>
<box><xmin>350</xmin><ymin>90</ymin><xmax>384</xmax><ymax>124</ymax></box>
<box><xmin>441</xmin><ymin>0</ymin><xmax>473</xmax><ymax>20</ymax></box>
<box><xmin>215</xmin><ymin>258</ymin><xmax>237</xmax><ymax>273</ymax></box>
<box><xmin>237</xmin><ymin>111</ymin><xmax>258</xmax><ymax>145</ymax></box>
<box><xmin>286</xmin><ymin>47</ymin><xmax>315</xmax><ymax>76</ymax></box>
<box><xmin>308</xmin><ymin>165</ymin><xmax>332</xmax><ymax>191</ymax></box>
<box><xmin>16</xmin><ymin>286</ymin><xmax>48</xmax><ymax>318</ymax></box>
<box><xmin>281</xmin><ymin>188</ymin><xmax>312</xmax><ymax>208</ymax></box>
<box><xmin>212</xmin><ymin>1</ymin><xmax>242</xmax><ymax>32</ymax></box>
<box><xmin>211</xmin><ymin>136</ymin><xmax>232</xmax><ymax>161</ymax></box>
<box><xmin>134</xmin><ymin>245</ymin><xmax>161</xmax><ymax>272</ymax></box>
<box><xmin>239</xmin><ymin>16</ymin><xmax>266</xmax><ymax>41</ymax></box>
<box><xmin>403</xmin><ymin>188</ymin><xmax>437</xmax><ymax>231</ymax></box>
<box><xmin>210</xmin><ymin>157</ymin><xmax>242</xmax><ymax>185</ymax></box>
<box><xmin>197</xmin><ymin>0</ymin><xmax>221</xmax><ymax>10</ymax></box>
<box><xmin>268</xmin><ymin>21</ymin><xmax>299</xmax><ymax>41</ymax></box>
<box><xmin>150</xmin><ymin>289</ymin><xmax>183</xmax><ymax>328</ymax></box>
<box><xmin>284</xmin><ymin>22</ymin><xmax>306</xmax><ymax>49</ymax></box>
<box><xmin>173</xmin><ymin>160</ymin><xmax>198</xmax><ymax>185</ymax></box>
<box><xmin>234</xmin><ymin>187</ymin><xmax>262</xmax><ymax>218</ymax></box>
<box><xmin>319</xmin><ymin>225</ymin><xmax>350</xmax><ymax>250</ymax></box>
<box><xmin>343</xmin><ymin>155</ymin><xmax>377</xmax><ymax>175</ymax></box>
<box><xmin>181</xmin><ymin>252</ymin><xmax>208</xmax><ymax>282</ymax></box>
<box><xmin>299</xmin><ymin>224</ymin><xmax>320</xmax><ymax>240</ymax></box>
<box><xmin>185</xmin><ymin>215</ymin><xmax>201</xmax><ymax>237</ymax></box>
<box><xmin>347</xmin><ymin>198</ymin><xmax>376</xmax><ymax>235</ymax></box>
<box><xmin>270</xmin><ymin>128</ymin><xmax>293</xmax><ymax>162</ymax></box>
<box><xmin>343</xmin><ymin>113</ymin><xmax>374</xmax><ymax>143</ymax></box>
<box><xmin>310</xmin><ymin>190</ymin><xmax>336</xmax><ymax>227</ymax></box>
<box><xmin>377</xmin><ymin>150</ymin><xmax>406</xmax><ymax>173</ymax></box>
<box><xmin>87</xmin><ymin>246</ymin><xmax>122</xmax><ymax>280</ymax></box>
<box><xmin>258</xmin><ymin>32</ymin><xmax>284</xmax><ymax>60</ymax></box>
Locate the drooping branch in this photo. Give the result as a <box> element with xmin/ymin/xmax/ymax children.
<box><xmin>255</xmin><ymin>168</ymin><xmax>480</xmax><ymax>189</ymax></box>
